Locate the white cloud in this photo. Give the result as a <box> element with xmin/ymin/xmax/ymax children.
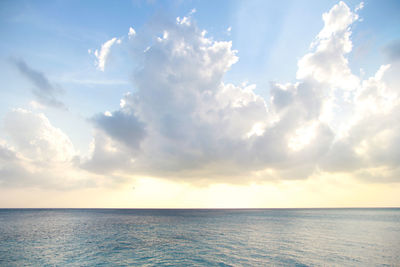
<box><xmin>176</xmin><ymin>16</ymin><xmax>191</xmax><ymax>26</ymax></box>
<box><xmin>30</xmin><ymin>100</ymin><xmax>45</xmax><ymax>109</ymax></box>
<box><xmin>297</xmin><ymin>1</ymin><xmax>360</xmax><ymax>90</ymax></box>
<box><xmin>288</xmin><ymin>121</ymin><xmax>318</xmax><ymax>152</ymax></box>
<box><xmin>4</xmin><ymin>109</ymin><xmax>75</xmax><ymax>162</ymax></box>
<box><xmin>83</xmin><ymin>1</ymin><xmax>400</xmax><ymax>184</ymax></box>
<box><xmin>128</xmin><ymin>27</ymin><xmax>136</xmax><ymax>38</ymax></box>
<box><xmin>355</xmin><ymin>2</ymin><xmax>364</xmax><ymax>12</ymax></box>
<box><xmin>94</xmin><ymin>37</ymin><xmax>121</xmax><ymax>71</ymax></box>
<box><xmin>0</xmin><ymin>109</ymin><xmax>97</xmax><ymax>189</ymax></box>
<box><xmin>3</xmin><ymin>1</ymin><xmax>400</xmax><ymax>189</ymax></box>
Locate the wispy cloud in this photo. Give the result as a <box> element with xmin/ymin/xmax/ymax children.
<box><xmin>56</xmin><ymin>78</ymin><xmax>130</xmax><ymax>86</ymax></box>
<box><xmin>13</xmin><ymin>59</ymin><xmax>66</xmax><ymax>109</ymax></box>
<box><xmin>383</xmin><ymin>39</ymin><xmax>400</xmax><ymax>62</ymax></box>
<box><xmin>92</xmin><ymin>37</ymin><xmax>121</xmax><ymax>71</ymax></box>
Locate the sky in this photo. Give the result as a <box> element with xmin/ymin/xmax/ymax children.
<box><xmin>0</xmin><ymin>0</ymin><xmax>400</xmax><ymax>208</ymax></box>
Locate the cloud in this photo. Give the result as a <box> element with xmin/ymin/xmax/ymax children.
<box><xmin>297</xmin><ymin>1</ymin><xmax>359</xmax><ymax>90</ymax></box>
<box><xmin>0</xmin><ymin>109</ymin><xmax>96</xmax><ymax>189</ymax></box>
<box><xmin>80</xmin><ymin>3</ymin><xmax>315</xmax><ymax>181</ymax></box>
<box><xmin>81</xmin><ymin>1</ymin><xmax>400</xmax><ymax>184</ymax></box>
<box><xmin>128</xmin><ymin>27</ymin><xmax>136</xmax><ymax>38</ymax></box>
<box><xmin>4</xmin><ymin>109</ymin><xmax>75</xmax><ymax>162</ymax></box>
<box><xmin>383</xmin><ymin>40</ymin><xmax>400</xmax><ymax>62</ymax></box>
<box><xmin>3</xmin><ymin>1</ymin><xmax>400</xmax><ymax>189</ymax></box>
<box><xmin>92</xmin><ymin>110</ymin><xmax>146</xmax><ymax>150</ymax></box>
<box><xmin>93</xmin><ymin>37</ymin><xmax>121</xmax><ymax>71</ymax></box>
<box><xmin>355</xmin><ymin>2</ymin><xmax>364</xmax><ymax>12</ymax></box>
<box><xmin>13</xmin><ymin>59</ymin><xmax>66</xmax><ymax>109</ymax></box>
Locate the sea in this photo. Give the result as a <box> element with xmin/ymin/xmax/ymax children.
<box><xmin>0</xmin><ymin>208</ymin><xmax>399</xmax><ymax>266</ymax></box>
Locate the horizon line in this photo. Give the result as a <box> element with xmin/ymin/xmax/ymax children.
<box><xmin>1</xmin><ymin>207</ymin><xmax>399</xmax><ymax>210</ymax></box>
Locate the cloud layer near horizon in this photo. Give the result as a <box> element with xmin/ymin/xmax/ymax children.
<box><xmin>1</xmin><ymin>1</ymin><xmax>400</xmax><ymax>189</ymax></box>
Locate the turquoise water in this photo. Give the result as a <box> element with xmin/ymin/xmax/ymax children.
<box><xmin>0</xmin><ymin>209</ymin><xmax>399</xmax><ymax>266</ymax></box>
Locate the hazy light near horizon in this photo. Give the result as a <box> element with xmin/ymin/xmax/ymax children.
<box><xmin>0</xmin><ymin>1</ymin><xmax>399</xmax><ymax>207</ymax></box>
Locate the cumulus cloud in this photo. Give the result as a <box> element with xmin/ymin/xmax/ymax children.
<box><xmin>3</xmin><ymin>1</ymin><xmax>399</xmax><ymax>189</ymax></box>
<box><xmin>0</xmin><ymin>109</ymin><xmax>96</xmax><ymax>189</ymax></box>
<box><xmin>81</xmin><ymin>1</ymin><xmax>400</xmax><ymax>184</ymax></box>
<box><xmin>92</xmin><ymin>110</ymin><xmax>146</xmax><ymax>150</ymax></box>
<box><xmin>297</xmin><ymin>1</ymin><xmax>359</xmax><ymax>90</ymax></box>
<box><xmin>93</xmin><ymin>37</ymin><xmax>121</xmax><ymax>71</ymax></box>
<box><xmin>4</xmin><ymin>109</ymin><xmax>75</xmax><ymax>162</ymax></box>
<box><xmin>13</xmin><ymin>59</ymin><xmax>66</xmax><ymax>109</ymax></box>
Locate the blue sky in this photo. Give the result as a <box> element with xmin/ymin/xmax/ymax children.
<box><xmin>1</xmin><ymin>0</ymin><xmax>398</xmax><ymax>100</ymax></box>
<box><xmin>0</xmin><ymin>1</ymin><xmax>399</xmax><ymax>207</ymax></box>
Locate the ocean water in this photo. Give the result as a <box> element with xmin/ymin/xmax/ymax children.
<box><xmin>0</xmin><ymin>209</ymin><xmax>399</xmax><ymax>266</ymax></box>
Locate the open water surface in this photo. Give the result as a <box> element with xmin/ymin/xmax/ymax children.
<box><xmin>0</xmin><ymin>208</ymin><xmax>399</xmax><ymax>266</ymax></box>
